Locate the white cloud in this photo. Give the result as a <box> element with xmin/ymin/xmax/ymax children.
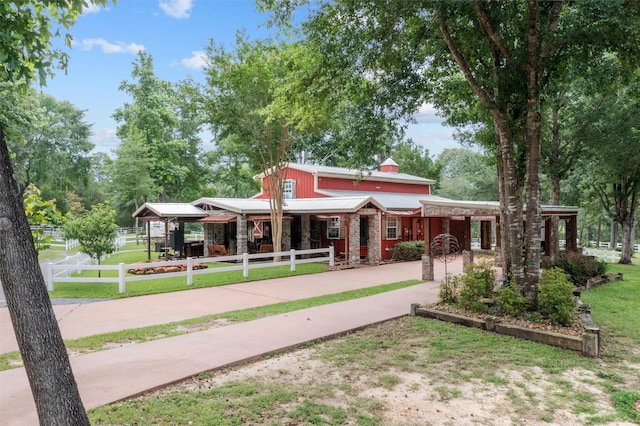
<box><xmin>159</xmin><ymin>0</ymin><xmax>193</xmax><ymax>19</ymax></box>
<box><xmin>412</xmin><ymin>102</ymin><xmax>443</xmax><ymax>125</ymax></box>
<box><xmin>81</xmin><ymin>3</ymin><xmax>107</xmax><ymax>15</ymax></box>
<box><xmin>78</xmin><ymin>38</ymin><xmax>145</xmax><ymax>54</ymax></box>
<box><xmin>178</xmin><ymin>51</ymin><xmax>208</xmax><ymax>69</ymax></box>
<box><xmin>92</xmin><ymin>128</ymin><xmax>120</xmax><ymax>154</ymax></box>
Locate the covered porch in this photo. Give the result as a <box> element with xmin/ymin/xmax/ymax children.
<box><xmin>419</xmin><ymin>199</ymin><xmax>579</xmax><ymax>280</ymax></box>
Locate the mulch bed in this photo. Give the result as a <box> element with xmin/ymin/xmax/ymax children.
<box><xmin>424</xmin><ymin>303</ymin><xmax>585</xmax><ymax>337</ymax></box>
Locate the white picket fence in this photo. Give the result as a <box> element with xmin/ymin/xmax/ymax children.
<box><xmin>582</xmin><ymin>247</ymin><xmax>621</xmax><ymax>263</ymax></box>
<box><xmin>45</xmin><ymin>247</ymin><xmax>334</xmax><ymax>294</ymax></box>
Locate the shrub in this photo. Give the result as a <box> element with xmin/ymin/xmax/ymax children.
<box><xmin>497</xmin><ymin>285</ymin><xmax>527</xmax><ymax>317</ymax></box>
<box><xmin>391</xmin><ymin>240</ymin><xmax>424</xmax><ymax>261</ymax></box>
<box><xmin>438</xmin><ymin>273</ymin><xmax>461</xmax><ymax>304</ymax></box>
<box><xmin>552</xmin><ymin>252</ymin><xmax>608</xmax><ymax>286</ymax></box>
<box><xmin>457</xmin><ymin>262</ymin><xmax>496</xmax><ymax>313</ymax></box>
<box><xmin>538</xmin><ymin>267</ymin><xmax>576</xmax><ymax>326</ymax></box>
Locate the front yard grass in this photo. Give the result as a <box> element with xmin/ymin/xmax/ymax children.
<box><xmin>88</xmin><ymin>256</ymin><xmax>640</xmax><ymax>425</ymax></box>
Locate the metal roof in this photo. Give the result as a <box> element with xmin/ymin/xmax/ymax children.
<box><xmin>132</xmin><ymin>203</ymin><xmax>208</xmax><ymax>219</ymax></box>
<box><xmin>321</xmin><ymin>190</ymin><xmax>451</xmax><ymax>210</ymax></box>
<box><xmin>256</xmin><ymin>162</ymin><xmax>436</xmax><ymax>185</ymax></box>
<box><xmin>192</xmin><ymin>196</ymin><xmax>385</xmax><ymax>214</ymax></box>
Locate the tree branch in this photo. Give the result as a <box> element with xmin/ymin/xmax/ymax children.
<box><xmin>436</xmin><ymin>10</ymin><xmax>497</xmax><ymax>110</ymax></box>
<box><xmin>472</xmin><ymin>0</ymin><xmax>513</xmax><ymax>63</ymax></box>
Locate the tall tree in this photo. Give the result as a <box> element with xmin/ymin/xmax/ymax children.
<box><xmin>0</xmin><ymin>1</ymin><xmax>110</xmax><ymax>423</ymax></box>
<box><xmin>267</xmin><ymin>0</ymin><xmax>640</xmax><ymax>304</ymax></box>
<box><xmin>113</xmin><ymin>52</ymin><xmax>189</xmax><ymax>201</ymax></box>
<box><xmin>573</xmin><ymin>58</ymin><xmax>640</xmax><ymax>264</ymax></box>
<box><xmin>436</xmin><ymin>148</ymin><xmax>499</xmax><ymax>201</ymax></box>
<box><xmin>204</xmin><ymin>36</ymin><xmax>298</xmax><ymax>254</ymax></box>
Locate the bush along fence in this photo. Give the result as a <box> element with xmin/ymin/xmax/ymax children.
<box><xmin>45</xmin><ymin>247</ymin><xmax>334</xmax><ymax>294</ymax></box>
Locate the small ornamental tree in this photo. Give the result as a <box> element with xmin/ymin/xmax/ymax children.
<box><xmin>63</xmin><ymin>203</ymin><xmax>118</xmax><ymax>276</ymax></box>
<box><xmin>23</xmin><ymin>184</ymin><xmax>62</xmax><ymax>252</ymax></box>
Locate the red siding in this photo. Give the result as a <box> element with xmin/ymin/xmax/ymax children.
<box><xmin>256</xmin><ymin>167</ymin><xmax>431</xmax><ymax>198</ymax></box>
<box><xmin>317</xmin><ymin>176</ymin><xmax>430</xmax><ymax>194</ymax></box>
<box><xmin>255</xmin><ymin>168</ymin><xmax>329</xmax><ymax>199</ymax></box>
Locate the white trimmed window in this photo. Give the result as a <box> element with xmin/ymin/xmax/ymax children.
<box><xmin>386</xmin><ymin>216</ymin><xmax>399</xmax><ymax>240</ymax></box>
<box><xmin>327</xmin><ymin>217</ymin><xmax>341</xmax><ymax>239</ymax></box>
<box><xmin>283</xmin><ymin>179</ymin><xmax>296</xmax><ymax>199</ymax></box>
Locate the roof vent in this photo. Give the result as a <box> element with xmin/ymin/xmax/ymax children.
<box><xmin>380</xmin><ymin>158</ymin><xmax>399</xmax><ymax>173</ymax></box>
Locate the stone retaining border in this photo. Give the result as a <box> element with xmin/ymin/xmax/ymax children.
<box><xmin>410</xmin><ymin>303</ymin><xmax>600</xmax><ymax>357</ymax></box>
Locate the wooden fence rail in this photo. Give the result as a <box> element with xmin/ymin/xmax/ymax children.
<box><xmin>46</xmin><ymin>247</ymin><xmax>334</xmax><ymax>294</ymax></box>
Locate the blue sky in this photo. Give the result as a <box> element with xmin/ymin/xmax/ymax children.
<box><xmin>43</xmin><ymin>0</ymin><xmax>459</xmax><ymax>159</ymax></box>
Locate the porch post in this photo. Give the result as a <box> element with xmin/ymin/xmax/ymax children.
<box><xmin>480</xmin><ymin>221</ymin><xmax>492</xmax><ymax>250</ymax></box>
<box><xmin>367</xmin><ymin>213</ymin><xmax>380</xmax><ymax>265</ymax></box>
<box><xmin>422</xmin><ymin>217</ymin><xmax>434</xmax><ymax>281</ymax></box>
<box><xmin>348</xmin><ymin>213</ymin><xmax>360</xmax><ymax>267</ymax></box>
<box><xmin>282</xmin><ymin>220</ymin><xmax>292</xmax><ymax>251</ymax></box>
<box><xmin>301</xmin><ymin>214</ymin><xmax>311</xmax><ymax>258</ymax></box>
<box><xmin>463</xmin><ymin>216</ymin><xmax>474</xmax><ymax>267</ymax></box>
<box><xmin>567</xmin><ymin>216</ymin><xmax>578</xmax><ymax>252</ymax></box>
<box><xmin>236</xmin><ymin>214</ymin><xmax>248</xmax><ymax>255</ymax></box>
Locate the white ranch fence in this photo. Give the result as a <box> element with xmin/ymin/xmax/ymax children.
<box><xmin>582</xmin><ymin>247</ymin><xmax>622</xmax><ymax>263</ymax></box>
<box><xmin>46</xmin><ymin>247</ymin><xmax>334</xmax><ymax>294</ymax></box>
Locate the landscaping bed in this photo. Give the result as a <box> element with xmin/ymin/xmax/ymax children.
<box><xmin>411</xmin><ymin>302</ymin><xmax>600</xmax><ymax>356</ymax></box>
<box><xmin>127</xmin><ymin>261</ymin><xmax>208</xmax><ymax>275</ymax></box>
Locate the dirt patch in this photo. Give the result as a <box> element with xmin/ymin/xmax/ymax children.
<box><xmin>142</xmin><ymin>318</ymin><xmax>635</xmax><ymax>425</ymax></box>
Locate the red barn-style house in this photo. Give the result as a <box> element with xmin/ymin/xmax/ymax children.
<box><xmin>133</xmin><ymin>158</ymin><xmax>578</xmax><ymax>269</ymax></box>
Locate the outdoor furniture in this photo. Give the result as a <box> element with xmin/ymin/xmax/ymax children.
<box><xmin>258</xmin><ymin>244</ymin><xmax>273</xmax><ymax>253</ymax></box>
<box><xmin>208</xmin><ymin>244</ymin><xmax>227</xmax><ymax>256</ymax></box>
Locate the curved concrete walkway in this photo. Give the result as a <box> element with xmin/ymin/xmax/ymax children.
<box><xmin>0</xmin><ymin>259</ymin><xmax>461</xmax><ymax>425</ymax></box>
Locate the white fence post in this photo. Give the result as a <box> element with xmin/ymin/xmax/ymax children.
<box><xmin>187</xmin><ymin>257</ymin><xmax>193</xmax><ymax>285</ymax></box>
<box><xmin>243</xmin><ymin>252</ymin><xmax>249</xmax><ymax>278</ymax></box>
<box><xmin>118</xmin><ymin>263</ymin><xmax>126</xmax><ymax>294</ymax></box>
<box><xmin>290</xmin><ymin>249</ymin><xmax>296</xmax><ymax>271</ymax></box>
<box><xmin>47</xmin><ymin>263</ymin><xmax>54</xmax><ymax>291</ymax></box>
<box><xmin>329</xmin><ymin>245</ymin><xmax>335</xmax><ymax>267</ymax></box>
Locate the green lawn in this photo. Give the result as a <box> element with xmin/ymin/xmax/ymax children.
<box><xmin>45</xmin><ymin>243</ymin><xmax>330</xmax><ymax>299</ymax></box>
<box><xmin>88</xmin><ymin>258</ymin><xmax>640</xmax><ymax>425</ymax></box>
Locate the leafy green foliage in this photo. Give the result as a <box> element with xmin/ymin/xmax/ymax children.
<box><xmin>538</xmin><ymin>268</ymin><xmax>576</xmax><ymax>326</ymax></box>
<box><xmin>391</xmin><ymin>240</ymin><xmax>424</xmax><ymax>261</ymax></box>
<box><xmin>63</xmin><ymin>203</ymin><xmax>118</xmax><ymax>267</ymax></box>
<box><xmin>438</xmin><ymin>273</ymin><xmax>460</xmax><ymax>304</ymax></box>
<box><xmin>456</xmin><ymin>262</ymin><xmax>496</xmax><ymax>313</ymax></box>
<box><xmin>552</xmin><ymin>252</ymin><xmax>608</xmax><ymax>286</ymax></box>
<box><xmin>23</xmin><ymin>184</ymin><xmax>63</xmax><ymax>251</ymax></box>
<box><xmin>497</xmin><ymin>284</ymin><xmax>527</xmax><ymax>318</ymax></box>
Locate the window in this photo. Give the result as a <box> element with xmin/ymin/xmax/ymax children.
<box><xmin>386</xmin><ymin>216</ymin><xmax>399</xmax><ymax>240</ymax></box>
<box><xmin>283</xmin><ymin>179</ymin><xmax>296</xmax><ymax>199</ymax></box>
<box><xmin>327</xmin><ymin>217</ymin><xmax>341</xmax><ymax>239</ymax></box>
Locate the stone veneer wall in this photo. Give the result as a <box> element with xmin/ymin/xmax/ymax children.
<box><xmin>348</xmin><ymin>214</ymin><xmax>360</xmax><ymax>267</ymax></box>
<box><xmin>236</xmin><ymin>214</ymin><xmax>248</xmax><ymax>255</ymax></box>
<box><xmin>282</xmin><ymin>220</ymin><xmax>291</xmax><ymax>251</ymax></box>
<box><xmin>367</xmin><ymin>214</ymin><xmax>380</xmax><ymax>265</ymax></box>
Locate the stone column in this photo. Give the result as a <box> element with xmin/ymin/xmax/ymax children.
<box><xmin>236</xmin><ymin>214</ymin><xmax>248</xmax><ymax>255</ymax></box>
<box><xmin>282</xmin><ymin>220</ymin><xmax>291</xmax><ymax>251</ymax></box>
<box><xmin>367</xmin><ymin>213</ymin><xmax>381</xmax><ymax>265</ymax></box>
<box><xmin>422</xmin><ymin>217</ymin><xmax>433</xmax><ymax>280</ymax></box>
<box><xmin>348</xmin><ymin>214</ymin><xmax>360</xmax><ymax>267</ymax></box>
<box><xmin>462</xmin><ymin>249</ymin><xmax>474</xmax><ymax>268</ymax></box>
<box><xmin>422</xmin><ymin>254</ymin><xmax>434</xmax><ymax>281</ymax></box>
<box><xmin>301</xmin><ymin>214</ymin><xmax>311</xmax><ymax>258</ymax></box>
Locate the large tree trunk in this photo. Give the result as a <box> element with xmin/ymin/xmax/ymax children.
<box><xmin>617</xmin><ymin>190</ymin><xmax>638</xmax><ymax>264</ymax></box>
<box><xmin>523</xmin><ymin>0</ymin><xmax>543</xmax><ymax>306</ymax></box>
<box><xmin>0</xmin><ymin>124</ymin><xmax>89</xmax><ymax>424</ymax></box>
<box><xmin>493</xmin><ymin>111</ymin><xmax>525</xmax><ymax>285</ymax></box>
